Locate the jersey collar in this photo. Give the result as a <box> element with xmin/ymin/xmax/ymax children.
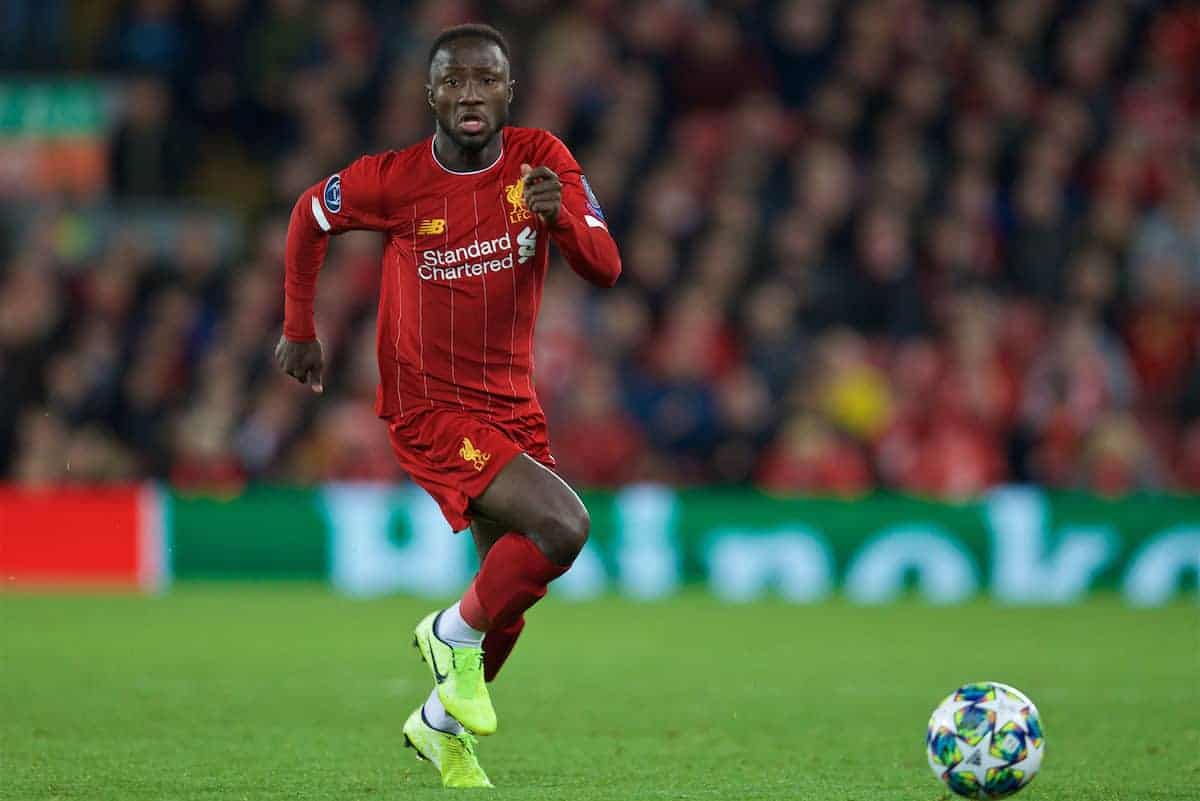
<box><xmin>430</xmin><ymin>130</ymin><xmax>505</xmax><ymax>176</ymax></box>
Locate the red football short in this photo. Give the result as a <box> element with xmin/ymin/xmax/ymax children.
<box><xmin>385</xmin><ymin>407</ymin><xmax>554</xmax><ymax>532</ymax></box>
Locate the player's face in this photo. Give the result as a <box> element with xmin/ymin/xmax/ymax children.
<box><xmin>427</xmin><ymin>39</ymin><xmax>512</xmax><ymax>152</ymax></box>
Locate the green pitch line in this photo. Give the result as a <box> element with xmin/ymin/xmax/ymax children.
<box><xmin>2</xmin><ymin>586</ymin><xmax>1197</xmax><ymax>801</ymax></box>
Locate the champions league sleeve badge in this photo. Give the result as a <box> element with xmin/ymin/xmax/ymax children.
<box><xmin>580</xmin><ymin>175</ymin><xmax>605</xmax><ymax>222</ymax></box>
<box><xmin>323</xmin><ymin>174</ymin><xmax>342</xmax><ymax>214</ymax></box>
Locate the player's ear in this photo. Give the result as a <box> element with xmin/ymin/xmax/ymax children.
<box><xmin>425</xmin><ymin>86</ymin><xmax>435</xmax><ymax>108</ymax></box>
<box><xmin>507</xmin><ymin>80</ymin><xmax>515</xmax><ymax>103</ymax></box>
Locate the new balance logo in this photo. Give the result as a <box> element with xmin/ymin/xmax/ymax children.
<box><xmin>459</xmin><ymin>438</ymin><xmax>491</xmax><ymax>471</ymax></box>
<box><xmin>517</xmin><ymin>226</ymin><xmax>537</xmax><ymax>264</ymax></box>
<box><xmin>417</xmin><ymin>218</ymin><xmax>446</xmax><ymax>235</ymax></box>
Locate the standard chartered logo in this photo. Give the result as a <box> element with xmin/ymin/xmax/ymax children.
<box><xmin>417</xmin><ymin>226</ymin><xmax>537</xmax><ymax>281</ymax></box>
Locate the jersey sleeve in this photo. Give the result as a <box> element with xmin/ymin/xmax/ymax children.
<box><xmin>283</xmin><ymin>153</ymin><xmax>397</xmax><ymax>341</ymax></box>
<box><xmin>538</xmin><ymin>134</ymin><xmax>622</xmax><ymax>288</ymax></box>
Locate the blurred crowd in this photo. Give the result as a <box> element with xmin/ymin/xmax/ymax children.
<box><xmin>2</xmin><ymin>0</ymin><xmax>1199</xmax><ymax>497</ymax></box>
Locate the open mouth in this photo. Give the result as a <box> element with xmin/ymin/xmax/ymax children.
<box><xmin>457</xmin><ymin>113</ymin><xmax>487</xmax><ymax>134</ymax></box>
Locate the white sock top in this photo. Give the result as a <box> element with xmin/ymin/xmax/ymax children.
<box><xmin>422</xmin><ymin>687</ymin><xmax>464</xmax><ymax>735</ymax></box>
<box><xmin>435</xmin><ymin>601</ymin><xmax>486</xmax><ymax>648</ymax></box>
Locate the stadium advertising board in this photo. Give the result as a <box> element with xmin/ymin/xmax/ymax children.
<box><xmin>4</xmin><ymin>484</ymin><xmax>1195</xmax><ymax>605</ymax></box>
<box><xmin>0</xmin><ymin>80</ymin><xmax>115</xmax><ymax>197</ymax></box>
<box><xmin>0</xmin><ymin>485</ymin><xmax>166</xmax><ymax>590</ymax></box>
<box><xmin>172</xmin><ymin>485</ymin><xmax>1197</xmax><ymax>606</ymax></box>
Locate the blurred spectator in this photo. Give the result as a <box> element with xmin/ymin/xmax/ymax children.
<box><xmin>12</xmin><ymin>410</ymin><xmax>71</xmax><ymax>486</ymax></box>
<box><xmin>1008</xmin><ymin>167</ymin><xmax>1072</xmax><ymax>302</ymax></box>
<box><xmin>667</xmin><ymin>12</ymin><xmax>771</xmax><ymax>113</ymax></box>
<box><xmin>712</xmin><ymin>366</ymin><xmax>775</xmax><ymax>483</ymax></box>
<box><xmin>111</xmin><ymin>76</ymin><xmax>191</xmax><ymax>196</ymax></box>
<box><xmin>756</xmin><ymin>413</ymin><xmax>872</xmax><ymax>497</ymax></box>
<box><xmin>1021</xmin><ymin>308</ymin><xmax>1138</xmax><ymax>486</ymax></box>
<box><xmin>767</xmin><ymin>0</ymin><xmax>835</xmax><ymax>108</ymax></box>
<box><xmin>186</xmin><ymin>0</ymin><xmax>253</xmax><ymax>134</ymax></box>
<box><xmin>1132</xmin><ymin>159</ymin><xmax>1200</xmax><ymax>292</ymax></box>
<box><xmin>1</xmin><ymin>0</ymin><xmax>69</xmax><ymax>69</ymax></box>
<box><xmin>739</xmin><ymin>280</ymin><xmax>805</xmax><ymax>394</ymax></box>
<box><xmin>551</xmin><ymin>362</ymin><xmax>647</xmax><ymax>488</ymax></box>
<box><xmin>1076</xmin><ymin>412</ymin><xmax>1164</xmax><ymax>496</ymax></box>
<box><xmin>104</xmin><ymin>0</ymin><xmax>188</xmax><ymax>78</ymax></box>
<box><xmin>847</xmin><ymin>206</ymin><xmax>925</xmax><ymax>338</ymax></box>
<box><xmin>246</xmin><ymin>0</ymin><xmax>320</xmax><ymax>119</ymax></box>
<box><xmin>1123</xmin><ymin>249</ymin><xmax>1198</xmax><ymax>412</ymax></box>
<box><xmin>812</xmin><ymin>330</ymin><xmax>893</xmax><ymax>442</ymax></box>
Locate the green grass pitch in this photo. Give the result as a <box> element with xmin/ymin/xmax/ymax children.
<box><xmin>3</xmin><ymin>586</ymin><xmax>1198</xmax><ymax>800</ymax></box>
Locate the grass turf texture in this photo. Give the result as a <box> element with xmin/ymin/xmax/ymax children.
<box><xmin>2</xmin><ymin>586</ymin><xmax>1197</xmax><ymax>801</ymax></box>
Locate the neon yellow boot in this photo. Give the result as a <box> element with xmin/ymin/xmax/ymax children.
<box><xmin>402</xmin><ymin>706</ymin><xmax>493</xmax><ymax>789</ymax></box>
<box><xmin>413</xmin><ymin>610</ymin><xmax>497</xmax><ymax>736</ymax></box>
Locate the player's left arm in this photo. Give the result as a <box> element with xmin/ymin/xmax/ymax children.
<box><xmin>522</xmin><ymin>137</ymin><xmax>621</xmax><ymax>287</ymax></box>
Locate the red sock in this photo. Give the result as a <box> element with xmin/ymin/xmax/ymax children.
<box><xmin>482</xmin><ymin>616</ymin><xmax>524</xmax><ymax>682</ymax></box>
<box><xmin>459</xmin><ymin>533</ymin><xmax>567</xmax><ymax>631</ymax></box>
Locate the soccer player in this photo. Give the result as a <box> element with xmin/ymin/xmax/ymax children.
<box><xmin>275</xmin><ymin>24</ymin><xmax>622</xmax><ymax>788</ymax></box>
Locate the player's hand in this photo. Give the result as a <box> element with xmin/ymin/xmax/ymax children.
<box><xmin>274</xmin><ymin>335</ymin><xmax>325</xmax><ymax>394</ymax></box>
<box><xmin>521</xmin><ymin>163</ymin><xmax>561</xmax><ymax>225</ymax></box>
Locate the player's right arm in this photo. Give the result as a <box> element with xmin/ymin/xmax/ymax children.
<box><xmin>278</xmin><ymin>153</ymin><xmax>396</xmax><ymax>392</ymax></box>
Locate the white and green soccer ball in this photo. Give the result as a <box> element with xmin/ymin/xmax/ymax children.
<box><xmin>926</xmin><ymin>681</ymin><xmax>1045</xmax><ymax>799</ymax></box>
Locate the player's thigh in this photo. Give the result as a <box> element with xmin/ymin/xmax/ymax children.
<box><xmin>468</xmin><ymin>454</ymin><xmax>589</xmax><ymax>563</ymax></box>
<box><xmin>469</xmin><ymin>515</ymin><xmax>510</xmax><ymax>562</ymax></box>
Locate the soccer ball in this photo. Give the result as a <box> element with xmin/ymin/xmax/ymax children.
<box><xmin>925</xmin><ymin>681</ymin><xmax>1045</xmax><ymax>799</ymax></box>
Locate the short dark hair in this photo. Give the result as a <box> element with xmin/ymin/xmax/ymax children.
<box><xmin>427</xmin><ymin>24</ymin><xmax>510</xmax><ymax>72</ymax></box>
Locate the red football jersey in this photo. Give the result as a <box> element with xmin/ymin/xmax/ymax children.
<box><xmin>284</xmin><ymin>126</ymin><xmax>621</xmax><ymax>427</ymax></box>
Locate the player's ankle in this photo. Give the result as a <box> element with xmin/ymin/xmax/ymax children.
<box><xmin>423</xmin><ymin>688</ymin><xmax>464</xmax><ymax>734</ymax></box>
<box><xmin>436</xmin><ymin>601</ymin><xmax>486</xmax><ymax>648</ymax></box>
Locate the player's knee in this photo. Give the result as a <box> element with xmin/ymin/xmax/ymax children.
<box><xmin>565</xmin><ymin>503</ymin><xmax>590</xmax><ymax>556</ymax></box>
<box><xmin>540</xmin><ymin>501</ymin><xmax>589</xmax><ymax>565</ymax></box>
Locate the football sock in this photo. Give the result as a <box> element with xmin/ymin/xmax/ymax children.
<box><xmin>422</xmin><ymin>686</ymin><xmax>464</xmax><ymax>735</ymax></box>
<box><xmin>459</xmin><ymin>533</ymin><xmax>569</xmax><ymax>631</ymax></box>
<box><xmin>482</xmin><ymin>616</ymin><xmax>525</xmax><ymax>682</ymax></box>
<box><xmin>434</xmin><ymin>601</ymin><xmax>485</xmax><ymax>648</ymax></box>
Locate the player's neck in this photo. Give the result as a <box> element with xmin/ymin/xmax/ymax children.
<box><xmin>433</xmin><ymin>127</ymin><xmax>503</xmax><ymax>174</ymax></box>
